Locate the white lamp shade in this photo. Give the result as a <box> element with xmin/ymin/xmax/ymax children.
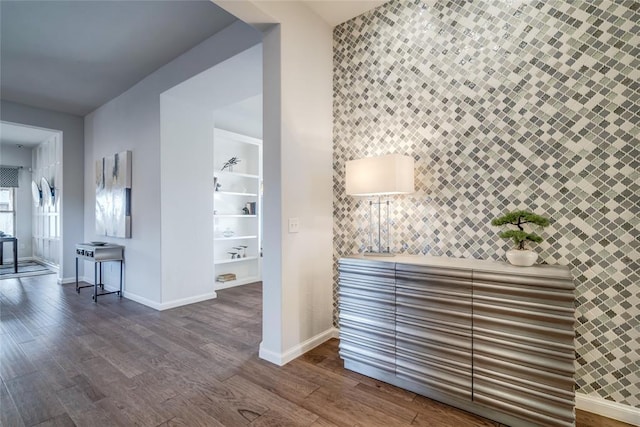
<box><xmin>345</xmin><ymin>154</ymin><xmax>415</xmax><ymax>196</ymax></box>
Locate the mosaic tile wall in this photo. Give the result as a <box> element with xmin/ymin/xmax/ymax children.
<box><xmin>333</xmin><ymin>0</ymin><xmax>639</xmax><ymax>407</ymax></box>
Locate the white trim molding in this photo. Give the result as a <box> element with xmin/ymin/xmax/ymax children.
<box><xmin>71</xmin><ymin>278</ymin><xmax>217</xmax><ymax>311</ymax></box>
<box><xmin>576</xmin><ymin>392</ymin><xmax>640</xmax><ymax>426</ymax></box>
<box><xmin>259</xmin><ymin>327</ymin><xmax>339</xmax><ymax>366</ymax></box>
<box><xmin>158</xmin><ymin>292</ymin><xmax>218</xmax><ymax>311</ymax></box>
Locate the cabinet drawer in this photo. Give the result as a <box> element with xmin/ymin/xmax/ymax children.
<box><xmin>339</xmin><ymin>311</ymin><xmax>395</xmax><ymax>345</ymax></box>
<box><xmin>472</xmin><ymin>271</ymin><xmax>575</xmax><ymax>426</ymax></box>
<box><xmin>474</xmin><ymin>377</ymin><xmax>575</xmax><ymax>427</ymax></box>
<box><xmin>339</xmin><ymin>340</ymin><xmax>395</xmax><ymax>373</ymax></box>
<box><xmin>396</xmin><ymin>353</ymin><xmax>472</xmax><ymax>400</ymax></box>
<box><xmin>339</xmin><ymin>290</ymin><xmax>395</xmax><ymax>313</ymax></box>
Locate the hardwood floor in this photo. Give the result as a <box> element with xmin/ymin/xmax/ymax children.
<box><xmin>0</xmin><ymin>275</ymin><xmax>633</xmax><ymax>427</ymax></box>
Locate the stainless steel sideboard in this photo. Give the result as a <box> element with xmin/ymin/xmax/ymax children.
<box><xmin>338</xmin><ymin>255</ymin><xmax>575</xmax><ymax>427</ymax></box>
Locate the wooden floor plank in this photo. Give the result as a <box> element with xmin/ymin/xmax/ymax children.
<box><xmin>0</xmin><ymin>332</ymin><xmax>38</xmax><ymax>381</ymax></box>
<box><xmin>225</xmin><ymin>374</ymin><xmax>319</xmax><ymax>426</ymax></box>
<box><xmin>0</xmin><ymin>276</ymin><xmax>627</xmax><ymax>427</ymax></box>
<box><xmin>1</xmin><ymin>376</ymin><xmax>25</xmax><ymax>427</ymax></box>
<box><xmin>4</xmin><ymin>371</ymin><xmax>67</xmax><ymax>426</ymax></box>
<box><xmin>31</xmin><ymin>412</ymin><xmax>76</xmax><ymax>427</ymax></box>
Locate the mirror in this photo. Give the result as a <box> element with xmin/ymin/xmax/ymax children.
<box><xmin>31</xmin><ymin>180</ymin><xmax>42</xmax><ymax>207</ymax></box>
<box><xmin>41</xmin><ymin>177</ymin><xmax>55</xmax><ymax>207</ymax></box>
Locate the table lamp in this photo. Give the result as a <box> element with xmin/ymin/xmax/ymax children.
<box><xmin>345</xmin><ymin>154</ymin><xmax>415</xmax><ymax>256</ymax></box>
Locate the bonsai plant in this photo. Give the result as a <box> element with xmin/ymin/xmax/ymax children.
<box><xmin>491</xmin><ymin>210</ymin><xmax>550</xmax><ymax>266</ymax></box>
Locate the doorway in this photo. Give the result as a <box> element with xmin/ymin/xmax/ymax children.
<box><xmin>0</xmin><ymin>121</ymin><xmax>62</xmax><ymax>280</ymax></box>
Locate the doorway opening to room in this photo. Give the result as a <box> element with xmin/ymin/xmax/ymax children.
<box><xmin>0</xmin><ymin>121</ymin><xmax>63</xmax><ymax>280</ymax></box>
<box><xmin>159</xmin><ymin>44</ymin><xmax>263</xmax><ymax>342</ymax></box>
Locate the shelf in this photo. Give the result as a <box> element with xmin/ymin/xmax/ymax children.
<box><xmin>215</xmin><ymin>191</ymin><xmax>258</xmax><ymax>197</ymax></box>
<box><xmin>214</xmin><ymin>256</ymin><xmax>259</xmax><ymax>265</ymax></box>
<box><xmin>214</xmin><ymin>215</ymin><xmax>257</xmax><ymax>218</ymax></box>
<box><xmin>215</xmin><ymin>275</ymin><xmax>261</xmax><ymax>290</ymax></box>
<box><xmin>214</xmin><ymin>235</ymin><xmax>257</xmax><ymax>241</ymax></box>
<box><xmin>214</xmin><ymin>171</ymin><xmax>259</xmax><ymax>179</ymax></box>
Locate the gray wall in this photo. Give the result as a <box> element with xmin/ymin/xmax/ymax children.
<box><xmin>84</xmin><ymin>20</ymin><xmax>261</xmax><ymax>306</ymax></box>
<box><xmin>333</xmin><ymin>0</ymin><xmax>639</xmax><ymax>407</ymax></box>
<box><xmin>0</xmin><ymin>145</ymin><xmax>33</xmax><ymax>261</ymax></box>
<box><xmin>0</xmin><ymin>100</ymin><xmax>84</xmax><ymax>281</ymax></box>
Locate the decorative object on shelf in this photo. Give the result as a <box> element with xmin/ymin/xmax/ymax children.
<box><xmin>345</xmin><ymin>154</ymin><xmax>415</xmax><ymax>256</ymax></box>
<box><xmin>491</xmin><ymin>210</ymin><xmax>550</xmax><ymax>267</ymax></box>
<box><xmin>40</xmin><ymin>177</ymin><xmax>55</xmax><ymax>207</ymax></box>
<box><xmin>242</xmin><ymin>206</ymin><xmax>250</xmax><ymax>215</ymax></box>
<box><xmin>31</xmin><ymin>180</ymin><xmax>42</xmax><ymax>207</ymax></box>
<box><xmin>96</xmin><ymin>150</ymin><xmax>132</xmax><ymax>238</ymax></box>
<box><xmin>222</xmin><ymin>228</ymin><xmax>234</xmax><ymax>238</ymax></box>
<box><xmin>234</xmin><ymin>246</ymin><xmax>247</xmax><ymax>258</ymax></box>
<box><xmin>221</xmin><ymin>156</ymin><xmax>240</xmax><ymax>172</ymax></box>
<box><xmin>216</xmin><ymin>273</ymin><xmax>237</xmax><ymax>282</ymax></box>
<box><xmin>228</xmin><ymin>252</ymin><xmax>239</xmax><ymax>259</ymax></box>
<box><xmin>214</xmin><ymin>176</ymin><xmax>222</xmax><ymax>192</ymax></box>
<box><xmin>245</xmin><ymin>202</ymin><xmax>256</xmax><ymax>215</ymax></box>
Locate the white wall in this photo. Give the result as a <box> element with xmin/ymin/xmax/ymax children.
<box><xmin>213</xmin><ymin>1</ymin><xmax>335</xmax><ymax>364</ymax></box>
<box><xmin>214</xmin><ymin>95</ymin><xmax>262</xmax><ymax>139</ymax></box>
<box><xmin>0</xmin><ymin>145</ymin><xmax>33</xmax><ymax>261</ymax></box>
<box><xmin>84</xmin><ymin>21</ymin><xmax>261</xmax><ymax>307</ymax></box>
<box><xmin>0</xmin><ymin>101</ymin><xmax>84</xmax><ymax>282</ymax></box>
<box><xmin>160</xmin><ymin>45</ymin><xmax>262</xmax><ymax>307</ymax></box>
<box><xmin>159</xmin><ymin>96</ymin><xmax>215</xmax><ymax>305</ymax></box>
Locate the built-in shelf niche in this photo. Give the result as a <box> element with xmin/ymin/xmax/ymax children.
<box><xmin>213</xmin><ymin>128</ymin><xmax>262</xmax><ymax>290</ymax></box>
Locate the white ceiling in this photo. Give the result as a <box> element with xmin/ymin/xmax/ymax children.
<box><xmin>0</xmin><ymin>1</ymin><xmax>237</xmax><ymax>116</ymax></box>
<box><xmin>0</xmin><ymin>122</ymin><xmax>58</xmax><ymax>148</ymax></box>
<box><xmin>303</xmin><ymin>0</ymin><xmax>391</xmax><ymax>26</ymax></box>
<box><xmin>0</xmin><ymin>0</ymin><xmax>389</xmax><ymax>118</ymax></box>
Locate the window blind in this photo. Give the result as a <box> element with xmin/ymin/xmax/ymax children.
<box><xmin>0</xmin><ymin>167</ymin><xmax>20</xmax><ymax>187</ymax></box>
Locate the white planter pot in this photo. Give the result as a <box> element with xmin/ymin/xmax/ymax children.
<box><xmin>506</xmin><ymin>249</ymin><xmax>538</xmax><ymax>267</ymax></box>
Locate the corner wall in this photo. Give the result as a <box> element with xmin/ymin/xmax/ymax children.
<box><xmin>333</xmin><ymin>0</ymin><xmax>639</xmax><ymax>409</ymax></box>
<box><xmin>0</xmin><ymin>101</ymin><xmax>84</xmax><ymax>282</ymax></box>
<box><xmin>213</xmin><ymin>1</ymin><xmax>335</xmax><ymax>363</ymax></box>
<box><xmin>84</xmin><ymin>21</ymin><xmax>261</xmax><ymax>307</ymax></box>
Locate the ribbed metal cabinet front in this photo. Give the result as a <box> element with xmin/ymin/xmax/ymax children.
<box><xmin>338</xmin><ymin>258</ymin><xmax>396</xmax><ymax>373</ymax></box>
<box><xmin>395</xmin><ymin>263</ymin><xmax>473</xmax><ymax>401</ymax></box>
<box><xmin>472</xmin><ymin>270</ymin><xmax>575</xmax><ymax>427</ymax></box>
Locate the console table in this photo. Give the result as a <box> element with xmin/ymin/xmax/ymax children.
<box><xmin>0</xmin><ymin>236</ymin><xmax>18</xmax><ymax>273</ymax></box>
<box><xmin>75</xmin><ymin>243</ymin><xmax>124</xmax><ymax>302</ymax></box>
<box><xmin>339</xmin><ymin>254</ymin><xmax>575</xmax><ymax>427</ymax></box>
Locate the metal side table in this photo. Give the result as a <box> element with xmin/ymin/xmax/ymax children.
<box><xmin>75</xmin><ymin>243</ymin><xmax>124</xmax><ymax>302</ymax></box>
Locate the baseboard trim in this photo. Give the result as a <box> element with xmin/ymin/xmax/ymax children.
<box><xmin>158</xmin><ymin>292</ymin><xmax>218</xmax><ymax>311</ymax></box>
<box><xmin>58</xmin><ymin>276</ymin><xmax>78</xmax><ymax>285</ymax></box>
<box><xmin>259</xmin><ymin>327</ymin><xmax>339</xmax><ymax>366</ymax></box>
<box><xmin>73</xmin><ymin>278</ymin><xmax>217</xmax><ymax>311</ymax></box>
<box><xmin>113</xmin><ymin>287</ymin><xmax>163</xmax><ymax>310</ymax></box>
<box><xmin>576</xmin><ymin>392</ymin><xmax>640</xmax><ymax>426</ymax></box>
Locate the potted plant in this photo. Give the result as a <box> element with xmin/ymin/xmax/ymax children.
<box><xmin>491</xmin><ymin>210</ymin><xmax>550</xmax><ymax>266</ymax></box>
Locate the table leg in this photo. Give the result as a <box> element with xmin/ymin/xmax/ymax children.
<box><xmin>119</xmin><ymin>260</ymin><xmax>123</xmax><ymax>298</ymax></box>
<box><xmin>99</xmin><ymin>262</ymin><xmax>104</xmax><ymax>289</ymax></box>
<box><xmin>0</xmin><ymin>241</ymin><xmax>3</xmax><ymax>265</ymax></box>
<box><xmin>13</xmin><ymin>239</ymin><xmax>17</xmax><ymax>274</ymax></box>
<box><xmin>93</xmin><ymin>263</ymin><xmax>98</xmax><ymax>303</ymax></box>
<box><xmin>76</xmin><ymin>257</ymin><xmax>79</xmax><ymax>293</ymax></box>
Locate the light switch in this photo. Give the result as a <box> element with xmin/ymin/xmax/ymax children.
<box><xmin>288</xmin><ymin>217</ymin><xmax>300</xmax><ymax>233</ymax></box>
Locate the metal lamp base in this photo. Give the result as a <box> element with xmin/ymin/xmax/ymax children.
<box><xmin>363</xmin><ymin>252</ymin><xmax>396</xmax><ymax>257</ymax></box>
